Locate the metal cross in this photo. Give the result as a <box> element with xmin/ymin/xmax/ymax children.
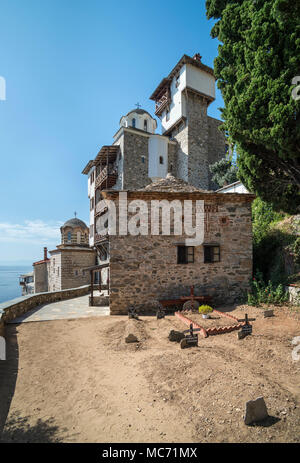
<box><xmin>74</xmin><ymin>211</ymin><xmax>77</xmax><ymax>218</ymax></box>
<box><xmin>135</xmin><ymin>102</ymin><xmax>141</xmax><ymax>109</ymax></box>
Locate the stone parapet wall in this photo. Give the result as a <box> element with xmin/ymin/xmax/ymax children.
<box><xmin>0</xmin><ymin>285</ymin><xmax>91</xmax><ymax>326</ymax></box>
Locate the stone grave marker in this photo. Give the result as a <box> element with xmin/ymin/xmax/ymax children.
<box><xmin>264</xmin><ymin>309</ymin><xmax>274</xmax><ymax>318</ymax></box>
<box><xmin>237</xmin><ymin>313</ymin><xmax>254</xmax><ymax>339</ymax></box>
<box><xmin>244</xmin><ymin>396</ymin><xmax>269</xmax><ymax>425</ymax></box>
<box><xmin>128</xmin><ymin>306</ymin><xmax>139</xmax><ymax>320</ymax></box>
<box><xmin>180</xmin><ymin>324</ymin><xmax>200</xmax><ymax>349</ymax></box>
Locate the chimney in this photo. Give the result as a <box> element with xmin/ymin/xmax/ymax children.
<box><xmin>44</xmin><ymin>247</ymin><xmax>48</xmax><ymax>260</ymax></box>
<box><xmin>193</xmin><ymin>53</ymin><xmax>202</xmax><ymax>62</ymax></box>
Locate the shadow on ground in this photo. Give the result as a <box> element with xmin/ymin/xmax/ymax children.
<box><xmin>0</xmin><ymin>324</ymin><xmax>19</xmax><ymax>436</ymax></box>
<box><xmin>0</xmin><ymin>412</ymin><xmax>66</xmax><ymax>443</ymax></box>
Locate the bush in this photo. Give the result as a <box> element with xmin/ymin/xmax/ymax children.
<box><xmin>247</xmin><ymin>271</ymin><xmax>288</xmax><ymax>306</ymax></box>
<box><xmin>198</xmin><ymin>305</ymin><xmax>213</xmax><ymax>315</ymax></box>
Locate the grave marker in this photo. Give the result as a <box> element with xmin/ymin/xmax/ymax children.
<box><xmin>128</xmin><ymin>306</ymin><xmax>139</xmax><ymax>320</ymax></box>
<box><xmin>181</xmin><ymin>323</ymin><xmax>201</xmax><ymax>348</ymax></box>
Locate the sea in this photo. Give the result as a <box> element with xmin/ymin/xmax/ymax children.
<box><xmin>0</xmin><ymin>266</ymin><xmax>32</xmax><ymax>304</ymax></box>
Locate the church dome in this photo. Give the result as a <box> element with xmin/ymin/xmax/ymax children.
<box><xmin>60</xmin><ymin>217</ymin><xmax>89</xmax><ymax>246</ymax></box>
<box><xmin>61</xmin><ymin>218</ymin><xmax>88</xmax><ymax>229</ymax></box>
<box><xmin>119</xmin><ymin>107</ymin><xmax>157</xmax><ymax>133</ymax></box>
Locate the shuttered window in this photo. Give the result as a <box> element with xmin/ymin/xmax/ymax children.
<box><xmin>177</xmin><ymin>246</ymin><xmax>194</xmax><ymax>264</ymax></box>
<box><xmin>204</xmin><ymin>245</ymin><xmax>220</xmax><ymax>263</ymax></box>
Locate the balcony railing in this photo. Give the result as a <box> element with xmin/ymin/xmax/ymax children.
<box><xmin>95</xmin><ymin>166</ymin><xmax>118</xmax><ymax>190</ymax></box>
<box><xmin>155</xmin><ymin>89</ymin><xmax>171</xmax><ymax>116</ymax></box>
<box><xmin>95</xmin><ymin>200</ymin><xmax>108</xmax><ymax>217</ymax></box>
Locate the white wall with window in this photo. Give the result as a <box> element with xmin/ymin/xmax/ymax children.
<box><xmin>148</xmin><ymin>134</ymin><xmax>168</xmax><ymax>180</ymax></box>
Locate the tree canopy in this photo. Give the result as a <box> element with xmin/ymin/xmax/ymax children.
<box><xmin>206</xmin><ymin>0</ymin><xmax>300</xmax><ymax>213</ymax></box>
<box><xmin>209</xmin><ymin>157</ymin><xmax>238</xmax><ymax>187</ymax></box>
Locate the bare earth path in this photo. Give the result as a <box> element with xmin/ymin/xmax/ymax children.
<box><xmin>0</xmin><ymin>305</ymin><xmax>300</xmax><ymax>443</ymax></box>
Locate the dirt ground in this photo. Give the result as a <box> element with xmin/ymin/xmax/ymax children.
<box><xmin>0</xmin><ymin>304</ymin><xmax>300</xmax><ymax>443</ymax></box>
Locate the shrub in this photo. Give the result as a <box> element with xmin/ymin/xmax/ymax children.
<box><xmin>247</xmin><ymin>271</ymin><xmax>288</xmax><ymax>306</ymax></box>
<box><xmin>198</xmin><ymin>305</ymin><xmax>213</xmax><ymax>315</ymax></box>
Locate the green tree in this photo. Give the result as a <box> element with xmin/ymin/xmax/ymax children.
<box><xmin>206</xmin><ymin>0</ymin><xmax>300</xmax><ymax>213</ymax></box>
<box><xmin>209</xmin><ymin>157</ymin><xmax>238</xmax><ymax>187</ymax></box>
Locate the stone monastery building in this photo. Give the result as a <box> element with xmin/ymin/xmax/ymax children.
<box><xmin>80</xmin><ymin>53</ymin><xmax>255</xmax><ymax>314</ymax></box>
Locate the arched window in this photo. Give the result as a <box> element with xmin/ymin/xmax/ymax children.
<box><xmin>144</xmin><ymin>119</ymin><xmax>147</xmax><ymax>131</ymax></box>
<box><xmin>132</xmin><ymin>118</ymin><xmax>136</xmax><ymax>128</ymax></box>
<box><xmin>67</xmin><ymin>231</ymin><xmax>72</xmax><ymax>242</ymax></box>
<box><xmin>159</xmin><ymin>156</ymin><xmax>164</xmax><ymax>165</ymax></box>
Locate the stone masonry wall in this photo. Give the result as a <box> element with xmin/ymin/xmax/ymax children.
<box><xmin>34</xmin><ymin>261</ymin><xmax>49</xmax><ymax>293</ymax></box>
<box><xmin>187</xmin><ymin>91</ymin><xmax>209</xmax><ymax>190</ymax></box>
<box><xmin>0</xmin><ymin>285</ymin><xmax>91</xmax><ymax>326</ymax></box>
<box><xmin>173</xmin><ymin>123</ymin><xmax>188</xmax><ymax>182</ymax></box>
<box><xmin>108</xmin><ymin>196</ymin><xmax>253</xmax><ymax>314</ymax></box>
<box><xmin>60</xmin><ymin>250</ymin><xmax>96</xmax><ymax>290</ymax></box>
<box><xmin>123</xmin><ymin>131</ymin><xmax>152</xmax><ymax>190</ymax></box>
<box><xmin>207</xmin><ymin>116</ymin><xmax>227</xmax><ymax>190</ymax></box>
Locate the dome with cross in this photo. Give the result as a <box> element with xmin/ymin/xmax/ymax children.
<box><xmin>60</xmin><ymin>214</ymin><xmax>89</xmax><ymax>246</ymax></box>
<box><xmin>120</xmin><ymin>104</ymin><xmax>157</xmax><ymax>133</ymax></box>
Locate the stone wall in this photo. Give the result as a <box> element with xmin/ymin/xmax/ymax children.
<box><xmin>123</xmin><ymin>131</ymin><xmax>152</xmax><ymax>190</ymax></box>
<box><xmin>167</xmin><ymin>143</ymin><xmax>177</xmax><ymax>177</ymax></box>
<box><xmin>187</xmin><ymin>91</ymin><xmax>209</xmax><ymax>190</ymax></box>
<box><xmin>207</xmin><ymin>116</ymin><xmax>226</xmax><ymax>190</ymax></box>
<box><xmin>108</xmin><ymin>193</ymin><xmax>253</xmax><ymax>315</ymax></box>
<box><xmin>34</xmin><ymin>261</ymin><xmax>49</xmax><ymax>293</ymax></box>
<box><xmin>173</xmin><ymin>92</ymin><xmax>226</xmax><ymax>191</ymax></box>
<box><xmin>0</xmin><ymin>285</ymin><xmax>91</xmax><ymax>326</ymax></box>
<box><xmin>174</xmin><ymin>122</ymin><xmax>188</xmax><ymax>182</ymax></box>
<box><xmin>60</xmin><ymin>249</ymin><xmax>95</xmax><ymax>290</ymax></box>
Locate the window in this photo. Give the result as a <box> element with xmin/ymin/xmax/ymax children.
<box><xmin>177</xmin><ymin>246</ymin><xmax>194</xmax><ymax>264</ymax></box>
<box><xmin>132</xmin><ymin>118</ymin><xmax>136</xmax><ymax>128</ymax></box>
<box><xmin>159</xmin><ymin>156</ymin><xmax>164</xmax><ymax>165</ymax></box>
<box><xmin>141</xmin><ymin>156</ymin><xmax>145</xmax><ymax>163</ymax></box>
<box><xmin>74</xmin><ymin>269</ymin><xmax>78</xmax><ymax>276</ymax></box>
<box><xmin>90</xmin><ymin>197</ymin><xmax>94</xmax><ymax>210</ymax></box>
<box><xmin>204</xmin><ymin>245</ymin><xmax>220</xmax><ymax>263</ymax></box>
<box><xmin>144</xmin><ymin>119</ymin><xmax>147</xmax><ymax>131</ymax></box>
<box><xmin>67</xmin><ymin>231</ymin><xmax>72</xmax><ymax>242</ymax></box>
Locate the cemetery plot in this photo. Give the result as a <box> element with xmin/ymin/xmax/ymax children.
<box><xmin>182</xmin><ymin>311</ymin><xmax>240</xmax><ymax>329</ymax></box>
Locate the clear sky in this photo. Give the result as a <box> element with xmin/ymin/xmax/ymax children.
<box><xmin>0</xmin><ymin>0</ymin><xmax>223</xmax><ymax>264</ymax></box>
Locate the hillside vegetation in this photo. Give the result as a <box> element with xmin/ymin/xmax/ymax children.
<box><xmin>252</xmin><ymin>198</ymin><xmax>300</xmax><ymax>287</ymax></box>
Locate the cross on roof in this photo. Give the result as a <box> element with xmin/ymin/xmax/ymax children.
<box><xmin>135</xmin><ymin>102</ymin><xmax>141</xmax><ymax>109</ymax></box>
<box><xmin>74</xmin><ymin>211</ymin><xmax>77</xmax><ymax>218</ymax></box>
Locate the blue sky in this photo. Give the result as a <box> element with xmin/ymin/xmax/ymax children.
<box><xmin>0</xmin><ymin>0</ymin><xmax>223</xmax><ymax>264</ymax></box>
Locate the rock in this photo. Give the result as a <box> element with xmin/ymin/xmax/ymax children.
<box><xmin>168</xmin><ymin>330</ymin><xmax>185</xmax><ymax>342</ymax></box>
<box><xmin>264</xmin><ymin>309</ymin><xmax>274</xmax><ymax>318</ymax></box>
<box><xmin>244</xmin><ymin>397</ymin><xmax>269</xmax><ymax>425</ymax></box>
<box><xmin>125</xmin><ymin>333</ymin><xmax>138</xmax><ymax>343</ymax></box>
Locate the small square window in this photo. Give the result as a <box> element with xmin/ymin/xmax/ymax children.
<box><xmin>204</xmin><ymin>245</ymin><xmax>220</xmax><ymax>263</ymax></box>
<box><xmin>177</xmin><ymin>246</ymin><xmax>194</xmax><ymax>264</ymax></box>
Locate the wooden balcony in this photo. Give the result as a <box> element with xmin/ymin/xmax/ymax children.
<box><xmin>95</xmin><ymin>200</ymin><xmax>108</xmax><ymax>217</ymax></box>
<box><xmin>94</xmin><ymin>145</ymin><xmax>119</xmax><ymax>164</ymax></box>
<box><xmin>95</xmin><ymin>166</ymin><xmax>118</xmax><ymax>190</ymax></box>
<box><xmin>155</xmin><ymin>89</ymin><xmax>171</xmax><ymax>116</ymax></box>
